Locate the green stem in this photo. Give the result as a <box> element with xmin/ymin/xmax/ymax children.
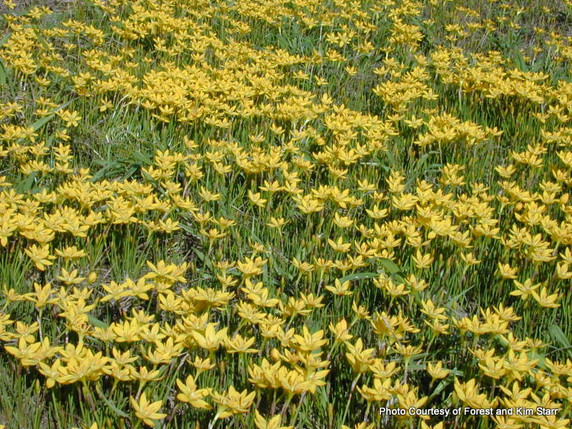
<box><xmin>340</xmin><ymin>374</ymin><xmax>361</xmax><ymax>427</ymax></box>
<box><xmin>270</xmin><ymin>389</ymin><xmax>280</xmax><ymax>415</ymax></box>
<box><xmin>208</xmin><ymin>410</ymin><xmax>222</xmax><ymax>429</ymax></box>
<box><xmin>82</xmin><ymin>380</ymin><xmax>96</xmax><ymax>412</ymax></box>
<box><xmin>364</xmin><ymin>401</ymin><xmax>372</xmax><ymax>423</ymax></box>
<box><xmin>290</xmin><ymin>392</ymin><xmax>306</xmax><ymax>426</ymax></box>
<box><xmin>280</xmin><ymin>393</ymin><xmax>295</xmax><ymax>419</ymax></box>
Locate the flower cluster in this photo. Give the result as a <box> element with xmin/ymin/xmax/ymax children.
<box><xmin>0</xmin><ymin>0</ymin><xmax>571</xmax><ymax>428</ymax></box>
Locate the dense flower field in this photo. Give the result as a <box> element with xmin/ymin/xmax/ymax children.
<box><xmin>0</xmin><ymin>0</ymin><xmax>571</xmax><ymax>427</ymax></box>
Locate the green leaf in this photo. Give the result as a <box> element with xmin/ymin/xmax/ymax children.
<box><xmin>88</xmin><ymin>315</ymin><xmax>109</xmax><ymax>330</ymax></box>
<box><xmin>30</xmin><ymin>101</ymin><xmax>72</xmax><ymax>132</ymax></box>
<box><xmin>446</xmin><ymin>284</ymin><xmax>476</xmax><ymax>309</ymax></box>
<box><xmin>31</xmin><ymin>114</ymin><xmax>55</xmax><ymax>132</ymax></box>
<box><xmin>527</xmin><ymin>350</ymin><xmax>547</xmax><ymax>370</ymax></box>
<box><xmin>0</xmin><ymin>59</ymin><xmax>7</xmax><ymax>87</ymax></box>
<box><xmin>95</xmin><ymin>384</ymin><xmax>129</xmax><ymax>418</ymax></box>
<box><xmin>378</xmin><ymin>258</ymin><xmax>401</xmax><ymax>275</ymax></box>
<box><xmin>0</xmin><ymin>34</ymin><xmax>9</xmax><ymax>48</ymax></box>
<box><xmin>337</xmin><ymin>259</ymin><xmax>405</xmax><ymax>285</ymax></box>
<box><xmin>131</xmin><ymin>150</ymin><xmax>153</xmax><ymax>166</ymax></box>
<box><xmin>15</xmin><ymin>173</ymin><xmax>37</xmax><ymax>193</ymax></box>
<box><xmin>428</xmin><ymin>378</ymin><xmax>451</xmax><ymax>401</ymax></box>
<box><xmin>548</xmin><ymin>324</ymin><xmax>572</xmax><ymax>358</ymax></box>
<box><xmin>90</xmin><ymin>160</ymin><xmax>120</xmax><ymax>182</ymax></box>
<box><xmin>338</xmin><ymin>272</ymin><xmax>379</xmax><ymax>283</ymax></box>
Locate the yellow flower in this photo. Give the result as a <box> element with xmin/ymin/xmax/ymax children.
<box><xmin>454</xmin><ymin>377</ymin><xmax>495</xmax><ymax>409</ymax></box>
<box><xmin>479</xmin><ymin>357</ymin><xmax>506</xmax><ymax>380</ymax></box>
<box><xmin>191</xmin><ymin>323</ymin><xmax>228</xmax><ymax>351</ymax></box>
<box><xmin>420</xmin><ymin>299</ymin><xmax>447</xmax><ymax>321</ymax></box>
<box><xmin>176</xmin><ymin>375</ymin><xmax>211</xmax><ymax>409</ymax></box>
<box><xmin>225</xmin><ymin>334</ymin><xmax>260</xmax><ymax>354</ymax></box>
<box><xmin>294</xmin><ymin>194</ymin><xmax>324</xmax><ymax>214</ymax></box>
<box><xmin>412</xmin><ymin>249</ymin><xmax>434</xmax><ymax>269</ymax></box>
<box><xmin>325</xmin><ymin>279</ymin><xmax>353</xmax><ymax>296</ymax></box>
<box><xmin>130</xmin><ymin>393</ymin><xmax>167</xmax><ymax>427</ymax></box>
<box><xmin>398</xmin><ymin>389</ymin><xmax>428</xmax><ymax>416</ymax></box>
<box><xmin>145</xmin><ymin>260</ymin><xmax>188</xmax><ymax>283</ymax></box>
<box><xmin>56</xmin><ymin>268</ymin><xmax>86</xmax><ymax>285</ymax></box>
<box><xmin>394</xmin><ymin>343</ymin><xmax>423</xmax><ymax>360</ymax></box>
<box><xmin>254</xmin><ymin>410</ymin><xmax>293</xmax><ymax>429</ymax></box>
<box><xmin>328</xmin><ymin>319</ymin><xmax>353</xmax><ymax>343</ymax></box>
<box><xmin>248</xmin><ymin>190</ymin><xmax>267</xmax><ymax>208</ymax></box>
<box><xmin>333</xmin><ymin>212</ymin><xmax>354</xmax><ymax>228</ymax></box>
<box><xmin>498</xmin><ymin>262</ymin><xmax>518</xmax><ymax>279</ymax></box>
<box><xmin>31</xmin><ymin>282</ymin><xmax>54</xmax><ymax>309</ymax></box>
<box><xmin>510</xmin><ymin>279</ymin><xmax>541</xmax><ymax>301</ymax></box>
<box><xmin>211</xmin><ymin>386</ymin><xmax>256</xmax><ymax>418</ymax></box>
<box><xmin>460</xmin><ymin>252</ymin><xmax>481</xmax><ymax>266</ymax></box>
<box><xmin>38</xmin><ymin>359</ymin><xmax>63</xmax><ymax>388</ymax></box>
<box><xmin>531</xmin><ymin>287</ymin><xmax>560</xmax><ymax>308</ymax></box>
<box><xmin>426</xmin><ymin>361</ymin><xmax>450</xmax><ymax>380</ymax></box>
<box><xmin>189</xmin><ymin>356</ymin><xmax>215</xmax><ymax>376</ymax></box>
<box><xmin>24</xmin><ymin>244</ymin><xmax>56</xmax><ymax>271</ymax></box>
<box><xmin>55</xmin><ymin>245</ymin><xmax>87</xmax><ymax>260</ymax></box>
<box><xmin>267</xmin><ymin>216</ymin><xmax>288</xmax><ymax>229</ymax></box>
<box><xmin>346</xmin><ymin>338</ymin><xmax>375</xmax><ymax>373</ymax></box>
<box><xmin>327</xmin><ymin>236</ymin><xmax>351</xmax><ymax>253</ymax></box>
<box><xmin>58</xmin><ymin>109</ymin><xmax>82</xmax><ymax>127</ymax></box>
<box><xmin>293</xmin><ymin>326</ymin><xmax>328</xmax><ymax>353</ymax></box>
<box><xmin>236</xmin><ymin>256</ymin><xmax>266</xmax><ymax>277</ymax></box>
